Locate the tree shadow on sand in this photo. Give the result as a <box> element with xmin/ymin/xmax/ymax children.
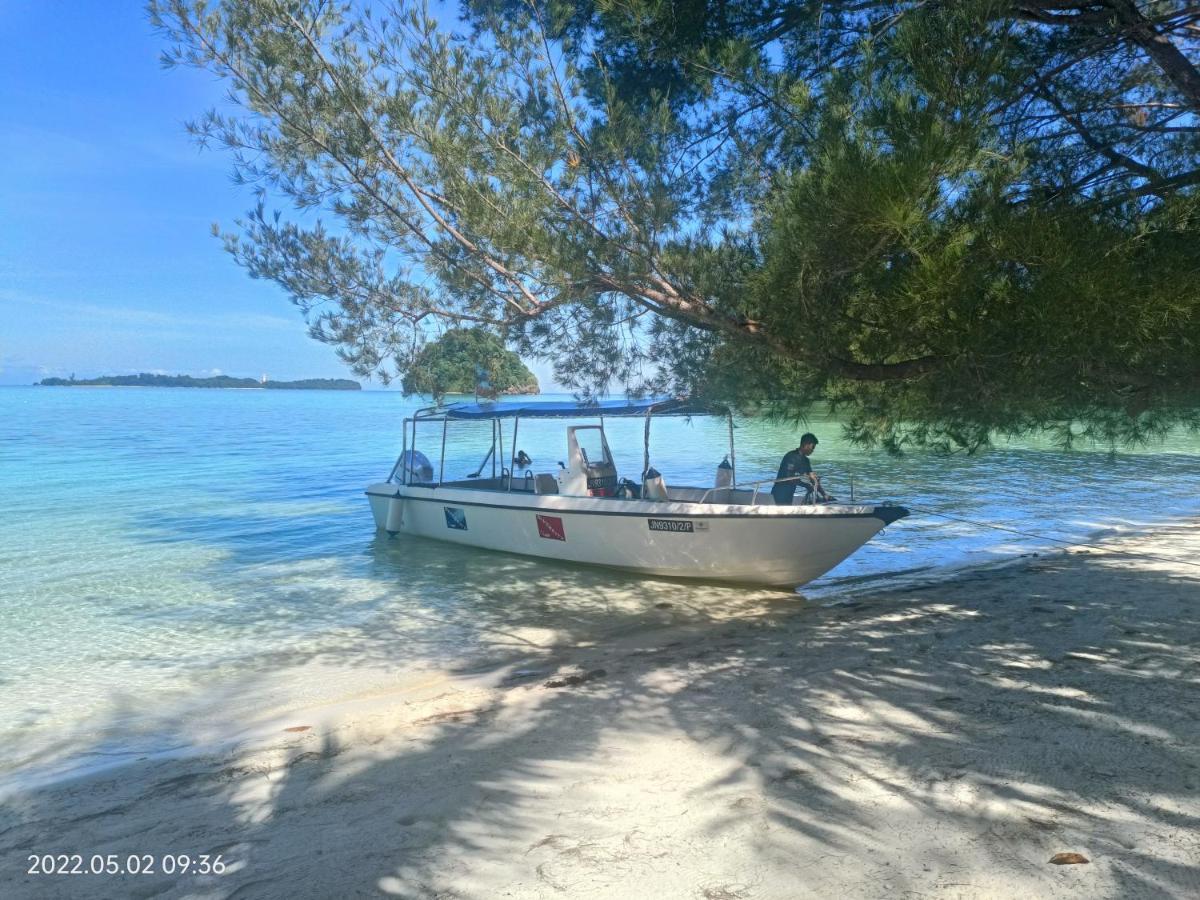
<box><xmin>3</xmin><ymin>527</ymin><xmax>1199</xmax><ymax>898</ymax></box>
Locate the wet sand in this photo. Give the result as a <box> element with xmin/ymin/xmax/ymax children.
<box><xmin>2</xmin><ymin>523</ymin><xmax>1198</xmax><ymax>899</ymax></box>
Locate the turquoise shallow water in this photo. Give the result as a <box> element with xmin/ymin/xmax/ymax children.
<box><xmin>2</xmin><ymin>386</ymin><xmax>1198</xmax><ymax>789</ymax></box>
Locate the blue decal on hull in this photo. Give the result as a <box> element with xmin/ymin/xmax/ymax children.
<box><xmin>444</xmin><ymin>507</ymin><xmax>468</xmax><ymax>530</ymax></box>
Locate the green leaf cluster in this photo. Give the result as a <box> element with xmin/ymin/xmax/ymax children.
<box><xmin>400</xmin><ymin>327</ymin><xmax>540</xmax><ymax>399</ymax></box>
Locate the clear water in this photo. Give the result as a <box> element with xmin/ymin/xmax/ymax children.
<box><xmin>2</xmin><ymin>386</ymin><xmax>1198</xmax><ymax>791</ymax></box>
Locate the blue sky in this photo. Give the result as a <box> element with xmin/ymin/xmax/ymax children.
<box><xmin>0</xmin><ymin>1</ymin><xmax>557</xmax><ymax>389</ymax></box>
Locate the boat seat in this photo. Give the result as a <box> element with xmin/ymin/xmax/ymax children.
<box><xmin>534</xmin><ymin>473</ymin><xmax>559</xmax><ymax>495</ymax></box>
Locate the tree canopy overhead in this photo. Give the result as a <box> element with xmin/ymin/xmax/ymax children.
<box><xmin>401</xmin><ymin>327</ymin><xmax>539</xmax><ymax>398</ymax></box>
<box><xmin>150</xmin><ymin>0</ymin><xmax>1200</xmax><ymax>450</ymax></box>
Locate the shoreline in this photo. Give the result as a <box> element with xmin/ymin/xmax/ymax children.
<box><xmin>3</xmin><ymin>520</ymin><xmax>1198</xmax><ymax>897</ymax></box>
<box><xmin>811</xmin><ymin>505</ymin><xmax>1200</xmax><ymax>600</ymax></box>
<box><xmin>9</xmin><ymin>508</ymin><xmax>1184</xmax><ymax>802</ymax></box>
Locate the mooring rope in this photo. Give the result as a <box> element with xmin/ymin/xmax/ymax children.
<box><xmin>904</xmin><ymin>505</ymin><xmax>1200</xmax><ymax>571</ymax></box>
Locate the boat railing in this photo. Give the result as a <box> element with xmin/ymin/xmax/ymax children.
<box><xmin>698</xmin><ymin>474</ymin><xmax>820</xmax><ymax>506</ymax></box>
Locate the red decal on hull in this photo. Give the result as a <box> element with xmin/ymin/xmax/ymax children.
<box><xmin>536</xmin><ymin>514</ymin><xmax>566</xmax><ymax>541</ymax></box>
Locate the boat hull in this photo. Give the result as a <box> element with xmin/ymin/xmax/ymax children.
<box><xmin>366</xmin><ymin>483</ymin><xmax>905</xmax><ymax>587</ymax></box>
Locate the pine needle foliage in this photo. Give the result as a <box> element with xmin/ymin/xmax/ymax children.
<box><xmin>150</xmin><ymin>0</ymin><xmax>1200</xmax><ymax>449</ymax></box>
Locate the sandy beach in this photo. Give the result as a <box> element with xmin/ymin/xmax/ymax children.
<box><xmin>3</xmin><ymin>522</ymin><xmax>1198</xmax><ymax>899</ymax></box>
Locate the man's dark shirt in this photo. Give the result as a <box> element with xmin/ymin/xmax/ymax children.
<box><xmin>772</xmin><ymin>449</ymin><xmax>812</xmax><ymax>505</ymax></box>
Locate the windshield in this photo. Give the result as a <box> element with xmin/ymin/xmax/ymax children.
<box><xmin>573</xmin><ymin>427</ymin><xmax>611</xmax><ymax>465</ymax></box>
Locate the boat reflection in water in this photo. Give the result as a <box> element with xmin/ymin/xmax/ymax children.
<box><xmin>367</xmin><ymin>399</ymin><xmax>908</xmax><ymax>588</ymax></box>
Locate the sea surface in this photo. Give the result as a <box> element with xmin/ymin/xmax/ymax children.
<box><xmin>2</xmin><ymin>386</ymin><xmax>1199</xmax><ymax>791</ymax></box>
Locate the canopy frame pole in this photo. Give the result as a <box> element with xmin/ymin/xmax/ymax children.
<box><xmin>506</xmin><ymin>417</ymin><xmax>516</xmax><ymax>491</ymax></box>
<box><xmin>401</xmin><ymin>418</ymin><xmax>409</xmax><ymax>484</ymax></box>
<box><xmin>727</xmin><ymin>411</ymin><xmax>736</xmax><ymax>484</ymax></box>
<box><xmin>388</xmin><ymin>419</ymin><xmax>409</xmax><ymax>484</ymax></box>
<box><xmin>408</xmin><ymin>418</ymin><xmax>417</xmax><ymax>484</ymax></box>
<box><xmin>439</xmin><ymin>418</ymin><xmax>448</xmax><ymax>486</ymax></box>
<box><xmin>491</xmin><ymin>419</ymin><xmax>497</xmax><ymax>480</ymax></box>
<box><xmin>643</xmin><ymin>411</ymin><xmax>652</xmax><ymax>478</ymax></box>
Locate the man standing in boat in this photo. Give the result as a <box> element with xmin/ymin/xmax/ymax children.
<box><xmin>772</xmin><ymin>433</ymin><xmax>829</xmax><ymax>505</ymax></box>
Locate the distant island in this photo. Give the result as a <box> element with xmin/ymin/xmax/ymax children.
<box><xmin>38</xmin><ymin>373</ymin><xmax>361</xmax><ymax>391</ymax></box>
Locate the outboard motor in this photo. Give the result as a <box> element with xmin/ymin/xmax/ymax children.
<box><xmin>398</xmin><ymin>449</ymin><xmax>434</xmax><ymax>484</ymax></box>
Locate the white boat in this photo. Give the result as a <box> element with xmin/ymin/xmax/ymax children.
<box><xmin>366</xmin><ymin>399</ymin><xmax>908</xmax><ymax>588</ymax></box>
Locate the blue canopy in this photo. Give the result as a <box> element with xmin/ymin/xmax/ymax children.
<box><xmin>426</xmin><ymin>397</ymin><xmax>729</xmax><ymax>420</ymax></box>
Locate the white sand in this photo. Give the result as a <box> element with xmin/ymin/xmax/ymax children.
<box><xmin>3</xmin><ymin>524</ymin><xmax>1199</xmax><ymax>899</ymax></box>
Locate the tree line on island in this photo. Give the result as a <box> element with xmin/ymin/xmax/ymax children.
<box><xmin>151</xmin><ymin>1</ymin><xmax>1200</xmax><ymax>450</ymax></box>
<box><xmin>38</xmin><ymin>373</ymin><xmax>362</xmax><ymax>390</ymax></box>
<box><xmin>36</xmin><ymin>329</ymin><xmax>537</xmax><ymax>397</ymax></box>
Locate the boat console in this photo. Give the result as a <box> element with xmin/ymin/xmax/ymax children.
<box><xmin>557</xmin><ymin>426</ymin><xmax>618</xmax><ymax>497</ymax></box>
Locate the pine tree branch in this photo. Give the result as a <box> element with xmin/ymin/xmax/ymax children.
<box><xmin>1106</xmin><ymin>0</ymin><xmax>1200</xmax><ymax>110</ymax></box>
